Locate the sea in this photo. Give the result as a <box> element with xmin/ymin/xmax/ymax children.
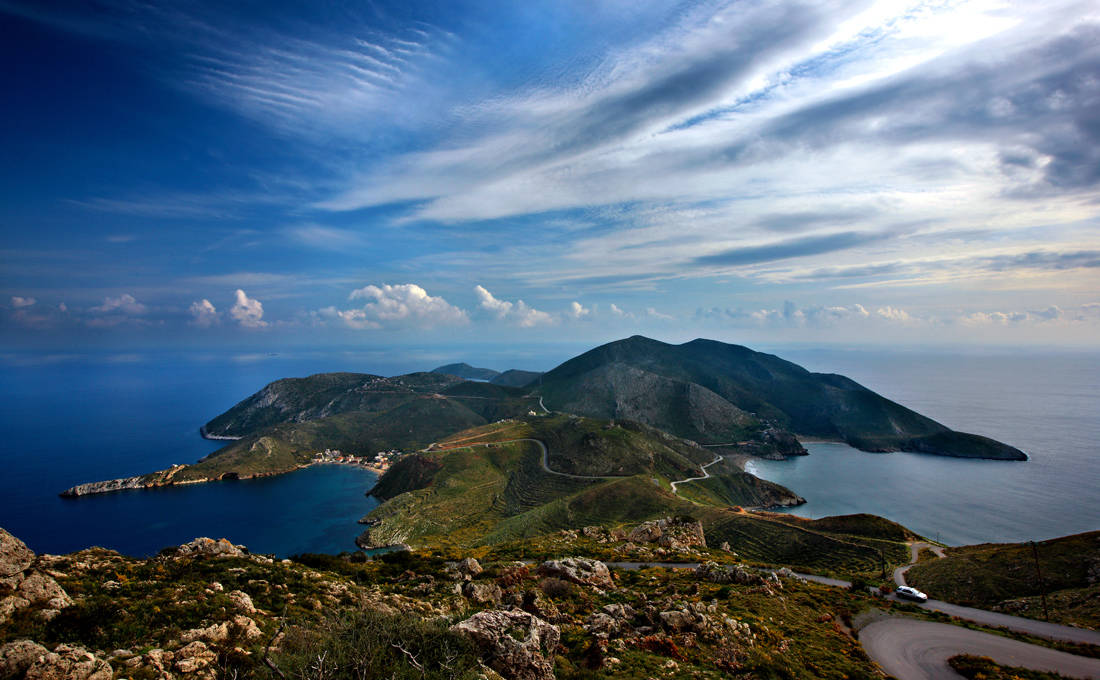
<box><xmin>1</xmin><ymin>346</ymin><xmax>1097</xmax><ymax>556</ymax></box>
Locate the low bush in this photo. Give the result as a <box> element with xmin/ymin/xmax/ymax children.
<box><xmin>273</xmin><ymin>609</ymin><xmax>480</xmax><ymax>680</ymax></box>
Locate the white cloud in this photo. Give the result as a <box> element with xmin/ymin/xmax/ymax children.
<box><xmin>645</xmin><ymin>307</ymin><xmax>674</xmax><ymax>321</ymax></box>
<box><xmin>474</xmin><ymin>285</ymin><xmax>553</xmax><ymax>327</ymax></box>
<box><xmin>875</xmin><ymin>306</ymin><xmax>911</xmax><ymax>322</ymax></box>
<box><xmin>189</xmin><ymin>299</ymin><xmax>219</xmax><ymax>327</ymax></box>
<box><xmin>230</xmin><ymin>289</ymin><xmax>268</xmax><ymax>328</ymax></box>
<box><xmin>331</xmin><ymin>283</ymin><xmax>468</xmax><ymax>329</ymax></box>
<box><xmin>610</xmin><ymin>303</ymin><xmax>627</xmax><ymax>317</ymax></box>
<box><xmin>569</xmin><ymin>301</ymin><xmax>590</xmax><ymax>319</ymax></box>
<box><xmin>10</xmin><ymin>296</ymin><xmax>36</xmax><ymax>308</ymax></box>
<box><xmin>90</xmin><ymin>294</ymin><xmax>147</xmax><ymax>315</ymax></box>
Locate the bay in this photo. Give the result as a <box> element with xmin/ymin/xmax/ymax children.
<box><xmin>747</xmin><ymin>350</ymin><xmax>1100</xmax><ymax>546</ymax></box>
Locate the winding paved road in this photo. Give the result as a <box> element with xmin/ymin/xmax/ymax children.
<box><xmin>888</xmin><ymin>543</ymin><xmax>1100</xmax><ymax>646</ymax></box>
<box><xmin>669</xmin><ymin>453</ymin><xmax>724</xmax><ymax>493</ymax></box>
<box><xmin>861</xmin><ymin>618</ymin><xmax>1100</xmax><ymax>680</ymax></box>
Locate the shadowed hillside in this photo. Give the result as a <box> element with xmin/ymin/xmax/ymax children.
<box><xmin>536</xmin><ymin>336</ymin><xmax>1025</xmax><ymax>460</ymax></box>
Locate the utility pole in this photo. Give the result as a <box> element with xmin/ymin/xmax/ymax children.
<box><xmin>1030</xmin><ymin>541</ymin><xmax>1050</xmax><ymax>622</ymax></box>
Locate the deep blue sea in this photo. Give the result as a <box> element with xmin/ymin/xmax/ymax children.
<box><xmin>1</xmin><ymin>347</ymin><xmax>1096</xmax><ymax>555</ymax></box>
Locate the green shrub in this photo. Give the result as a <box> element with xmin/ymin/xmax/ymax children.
<box><xmin>273</xmin><ymin>609</ymin><xmax>480</xmax><ymax>680</ymax></box>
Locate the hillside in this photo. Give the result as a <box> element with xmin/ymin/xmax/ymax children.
<box><xmin>359</xmin><ymin>416</ymin><xmax>817</xmax><ymax>557</ymax></box>
<box><xmin>536</xmin><ymin>336</ymin><xmax>1025</xmax><ymax>460</ymax></box>
<box><xmin>490</xmin><ymin>369</ymin><xmax>543</xmax><ymax>387</ymax></box>
<box><xmin>203</xmin><ymin>372</ymin><xmax>468</xmax><ymax>438</ymax></box>
<box><xmin>906</xmin><ymin>531</ymin><xmax>1100</xmax><ymax>629</ymax></box>
<box><xmin>0</xmin><ymin>525</ymin><xmax>911</xmax><ymax>680</ymax></box>
<box><xmin>432</xmin><ymin>363</ymin><xmax>501</xmax><ymax>381</ymax></box>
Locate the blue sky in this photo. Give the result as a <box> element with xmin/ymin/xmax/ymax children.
<box><xmin>2</xmin><ymin>0</ymin><xmax>1098</xmax><ymax>352</ymax></box>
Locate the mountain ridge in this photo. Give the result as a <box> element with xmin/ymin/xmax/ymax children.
<box><xmin>535</xmin><ymin>336</ymin><xmax>1025</xmax><ymax>460</ymax></box>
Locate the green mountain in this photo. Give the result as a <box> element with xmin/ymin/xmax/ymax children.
<box><xmin>489</xmin><ymin>369</ymin><xmax>543</xmax><ymax>387</ymax></box>
<box><xmin>535</xmin><ymin>336</ymin><xmax>1025</xmax><ymax>460</ymax></box>
<box><xmin>431</xmin><ymin>362</ymin><xmax>500</xmax><ymax>381</ymax></box>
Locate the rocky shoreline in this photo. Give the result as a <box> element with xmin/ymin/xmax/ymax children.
<box><xmin>198</xmin><ymin>425</ymin><xmax>242</xmax><ymax>441</ymax></box>
<box><xmin>58</xmin><ymin>464</ymin><xmax>311</xmax><ymax>498</ymax></box>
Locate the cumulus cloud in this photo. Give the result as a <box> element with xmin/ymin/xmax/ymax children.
<box><xmin>474</xmin><ymin>285</ymin><xmax>553</xmax><ymax>327</ymax></box>
<box><xmin>90</xmin><ymin>293</ymin><xmax>147</xmax><ymax>315</ymax></box>
<box><xmin>229</xmin><ymin>289</ymin><xmax>267</xmax><ymax>328</ymax></box>
<box><xmin>330</xmin><ymin>283</ymin><xmax>468</xmax><ymax>329</ymax></box>
<box><xmin>10</xmin><ymin>296</ymin><xmax>36</xmax><ymax>308</ymax></box>
<box><xmin>189</xmin><ymin>299</ymin><xmax>219</xmax><ymax>327</ymax></box>
<box><xmin>960</xmin><ymin>305</ymin><xmax>1071</xmax><ymax>326</ymax></box>
<box><xmin>699</xmin><ymin>301</ymin><xmax>897</xmax><ymax>327</ymax></box>
<box><xmin>876</xmin><ymin>306</ymin><xmax>911</xmax><ymax>322</ymax></box>
<box><xmin>645</xmin><ymin>307</ymin><xmax>674</xmax><ymax>321</ymax></box>
<box><xmin>569</xmin><ymin>301</ymin><xmax>590</xmax><ymax>319</ymax></box>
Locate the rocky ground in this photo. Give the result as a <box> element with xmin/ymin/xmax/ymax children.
<box><xmin>0</xmin><ymin>523</ymin><xmax>945</xmax><ymax>680</ymax></box>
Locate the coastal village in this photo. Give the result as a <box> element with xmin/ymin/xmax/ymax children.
<box><xmin>311</xmin><ymin>447</ymin><xmax>404</xmax><ymax>475</ymax></box>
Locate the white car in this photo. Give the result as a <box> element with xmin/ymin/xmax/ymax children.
<box><xmin>895</xmin><ymin>585</ymin><xmax>928</xmax><ymax>602</ymax></box>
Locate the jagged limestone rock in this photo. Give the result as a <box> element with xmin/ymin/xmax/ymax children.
<box><xmin>0</xmin><ymin>530</ymin><xmax>35</xmax><ymax>578</ymax></box>
<box><xmin>24</xmin><ymin>644</ymin><xmax>111</xmax><ymax>680</ymax></box>
<box><xmin>170</xmin><ymin>538</ymin><xmax>247</xmax><ymax>558</ymax></box>
<box><xmin>461</xmin><ymin>581</ymin><xmax>502</xmax><ymax>606</ymax></box>
<box><xmin>450</xmin><ymin>610</ymin><xmax>559</xmax><ymax>680</ymax></box>
<box><xmin>536</xmin><ymin>557</ymin><xmax>613</xmax><ymax>589</ymax></box>
<box><xmin>0</xmin><ymin>640</ymin><xmax>49</xmax><ymax>680</ymax></box>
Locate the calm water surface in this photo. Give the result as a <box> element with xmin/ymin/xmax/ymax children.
<box><xmin>749</xmin><ymin>351</ymin><xmax>1100</xmax><ymax>546</ymax></box>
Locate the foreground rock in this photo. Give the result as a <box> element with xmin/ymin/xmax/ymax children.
<box><xmin>0</xmin><ymin>642</ymin><xmax>112</xmax><ymax>680</ymax></box>
<box><xmin>627</xmin><ymin>517</ymin><xmax>707</xmax><ymax>549</ymax></box>
<box><xmin>0</xmin><ymin>530</ymin><xmax>35</xmax><ymax>578</ymax></box>
<box><xmin>536</xmin><ymin>557</ymin><xmax>613</xmax><ymax>589</ymax></box>
<box><xmin>450</xmin><ymin>610</ymin><xmax>560</xmax><ymax>680</ymax></box>
<box><xmin>165</xmin><ymin>537</ymin><xmax>248</xmax><ymax>558</ymax></box>
<box><xmin>0</xmin><ymin>530</ymin><xmax>72</xmax><ymax>624</ymax></box>
<box><xmin>695</xmin><ymin>561</ymin><xmax>767</xmax><ymax>586</ymax></box>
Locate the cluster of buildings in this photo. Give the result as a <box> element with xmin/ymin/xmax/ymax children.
<box><xmin>368</xmin><ymin>449</ymin><xmax>403</xmax><ymax>472</ymax></box>
<box><xmin>311</xmin><ymin>447</ymin><xmax>405</xmax><ymax>474</ymax></box>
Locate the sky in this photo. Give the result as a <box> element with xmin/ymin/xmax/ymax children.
<box><xmin>2</xmin><ymin>0</ymin><xmax>1099</xmax><ymax>354</ymax></box>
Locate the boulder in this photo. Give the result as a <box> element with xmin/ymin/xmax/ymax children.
<box><xmin>171</xmin><ymin>538</ymin><xmax>247</xmax><ymax>558</ymax></box>
<box><xmin>24</xmin><ymin>644</ymin><xmax>111</xmax><ymax>680</ymax></box>
<box><xmin>461</xmin><ymin>581</ymin><xmax>503</xmax><ymax>607</ymax></box>
<box><xmin>232</xmin><ymin>615</ymin><xmax>264</xmax><ymax>643</ymax></box>
<box><xmin>0</xmin><ymin>597</ymin><xmax>30</xmax><ymax>625</ymax></box>
<box><xmin>227</xmin><ymin>590</ymin><xmax>255</xmax><ymax>614</ymax></box>
<box><xmin>583</xmin><ymin>612</ymin><xmax>617</xmax><ymax>637</ymax></box>
<box><xmin>173</xmin><ymin>641</ymin><xmax>216</xmax><ymax>674</ymax></box>
<box><xmin>627</xmin><ymin>517</ymin><xmax>706</xmax><ymax>548</ymax></box>
<box><xmin>17</xmin><ymin>573</ymin><xmax>72</xmax><ymax>609</ymax></box>
<box><xmin>444</xmin><ymin>558</ymin><xmax>483</xmax><ymax>581</ymax></box>
<box><xmin>694</xmin><ymin>561</ymin><xmax>765</xmax><ymax>586</ymax></box>
<box><xmin>0</xmin><ymin>530</ymin><xmax>35</xmax><ymax>578</ymax></box>
<box><xmin>450</xmin><ymin>610</ymin><xmax>559</xmax><ymax>680</ymax></box>
<box><xmin>0</xmin><ymin>640</ymin><xmax>48</xmax><ymax>680</ymax></box>
<box><xmin>627</xmin><ymin>522</ymin><xmax>662</xmax><ymax>544</ymax></box>
<box><xmin>179</xmin><ymin>622</ymin><xmax>230</xmax><ymax>645</ymax></box>
<box><xmin>535</xmin><ymin>558</ymin><xmax>613</xmax><ymax>589</ymax></box>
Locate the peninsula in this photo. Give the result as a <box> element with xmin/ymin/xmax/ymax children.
<box><xmin>60</xmin><ymin>336</ymin><xmax>1025</xmax><ymax>499</ymax></box>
